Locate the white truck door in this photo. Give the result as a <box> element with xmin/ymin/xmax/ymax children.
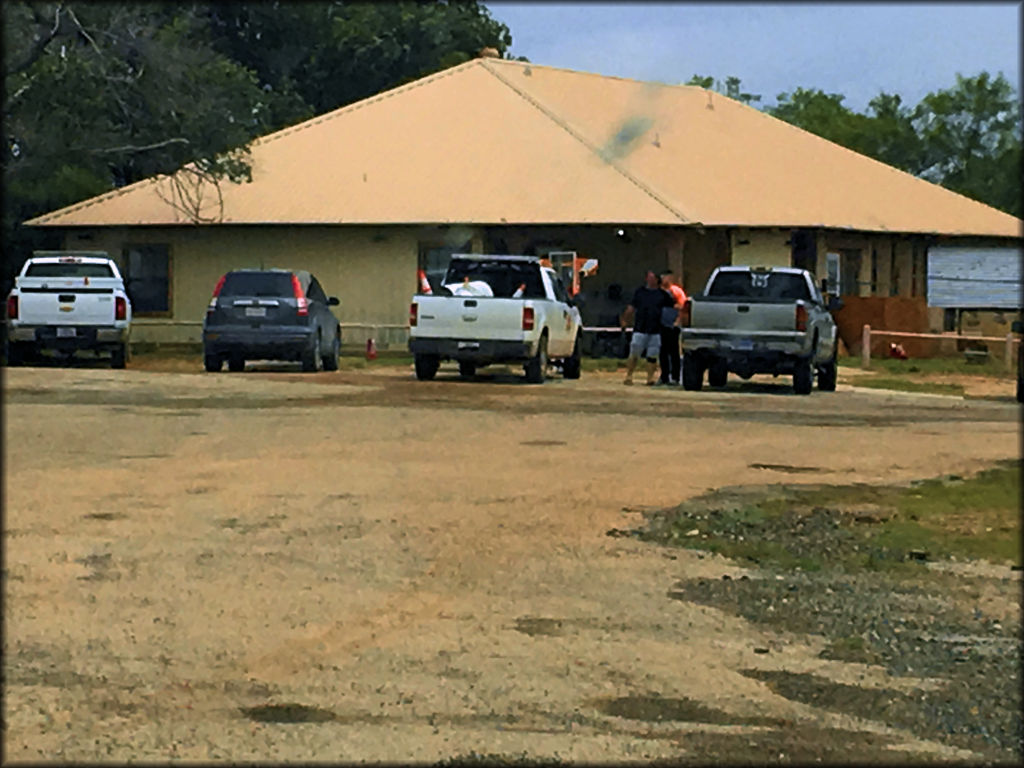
<box><xmin>542</xmin><ymin>268</ymin><xmax>574</xmax><ymax>356</ymax></box>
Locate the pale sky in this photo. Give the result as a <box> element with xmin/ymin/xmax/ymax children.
<box><xmin>485</xmin><ymin>2</ymin><xmax>1021</xmax><ymax>112</ymax></box>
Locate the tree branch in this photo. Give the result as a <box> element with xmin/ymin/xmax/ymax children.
<box><xmin>90</xmin><ymin>137</ymin><xmax>190</xmax><ymax>155</ymax></box>
<box><xmin>5</xmin><ymin>4</ymin><xmax>64</xmax><ymax>77</ymax></box>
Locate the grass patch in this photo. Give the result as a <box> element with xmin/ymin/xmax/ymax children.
<box><xmin>581</xmin><ymin>357</ymin><xmax>624</xmax><ymax>372</ymax></box>
<box><xmin>640</xmin><ymin>460</ymin><xmax>1021</xmax><ymax>571</ymax></box>
<box><xmin>852</xmin><ymin>377</ymin><xmax>965</xmax><ymax>397</ymax></box>
<box><xmin>839</xmin><ymin>355</ymin><xmax>1013</xmax><ymax>379</ymax></box>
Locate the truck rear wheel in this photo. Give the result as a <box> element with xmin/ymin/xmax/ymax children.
<box><xmin>562</xmin><ymin>335</ymin><xmax>581</xmax><ymax>380</ymax></box>
<box><xmin>228</xmin><ymin>353</ymin><xmax>246</xmax><ymax>372</ymax></box>
<box><xmin>793</xmin><ymin>357</ymin><xmax>813</xmax><ymax>395</ymax></box>
<box><xmin>458</xmin><ymin>360</ymin><xmax>477</xmax><ymax>379</ymax></box>
<box><xmin>414</xmin><ymin>353</ymin><xmax>440</xmax><ymax>381</ymax></box>
<box><xmin>681</xmin><ymin>353</ymin><xmax>704</xmax><ymax>391</ymax></box>
<box><xmin>708</xmin><ymin>361</ymin><xmax>727</xmax><ymax>388</ymax></box>
<box><xmin>5</xmin><ymin>340</ymin><xmax>26</xmax><ymax>366</ymax></box>
<box><xmin>110</xmin><ymin>343</ymin><xmax>127</xmax><ymax>369</ymax></box>
<box><xmin>524</xmin><ymin>334</ymin><xmax>548</xmax><ymax>384</ymax></box>
<box><xmin>817</xmin><ymin>353</ymin><xmax>838</xmax><ymax>391</ymax></box>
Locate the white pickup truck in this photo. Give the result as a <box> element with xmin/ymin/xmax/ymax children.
<box><xmin>5</xmin><ymin>252</ymin><xmax>132</xmax><ymax>368</ymax></box>
<box><xmin>680</xmin><ymin>265</ymin><xmax>839</xmax><ymax>394</ymax></box>
<box><xmin>408</xmin><ymin>255</ymin><xmax>583</xmax><ymax>383</ymax></box>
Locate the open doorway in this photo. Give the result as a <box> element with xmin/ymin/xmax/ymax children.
<box><xmin>791</xmin><ymin>229</ymin><xmax>817</xmax><ymax>274</ymax></box>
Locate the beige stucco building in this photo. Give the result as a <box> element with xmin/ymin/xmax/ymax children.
<box><xmin>26</xmin><ymin>57</ymin><xmax>1022</xmax><ymax>348</ymax></box>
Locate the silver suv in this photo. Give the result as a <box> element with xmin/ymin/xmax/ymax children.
<box><xmin>202</xmin><ymin>269</ymin><xmax>341</xmax><ymax>372</ymax></box>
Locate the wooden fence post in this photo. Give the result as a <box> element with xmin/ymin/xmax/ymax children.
<box><xmin>861</xmin><ymin>325</ymin><xmax>871</xmax><ymax>369</ymax></box>
<box><xmin>1006</xmin><ymin>333</ymin><xmax>1015</xmax><ymax>373</ymax></box>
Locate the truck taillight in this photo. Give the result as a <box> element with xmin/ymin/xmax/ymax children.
<box><xmin>409</xmin><ymin>302</ymin><xmax>418</xmax><ymax>327</ymax></box>
<box><xmin>522</xmin><ymin>306</ymin><xmax>535</xmax><ymax>331</ymax></box>
<box><xmin>115</xmin><ymin>296</ymin><xmax>127</xmax><ymax>321</ymax></box>
<box><xmin>6</xmin><ymin>295</ymin><xmax>17</xmax><ymax>321</ymax></box>
<box><xmin>795</xmin><ymin>304</ymin><xmax>808</xmax><ymax>332</ymax></box>
<box><xmin>291</xmin><ymin>273</ymin><xmax>308</xmax><ymax>316</ymax></box>
<box><xmin>680</xmin><ymin>298</ymin><xmax>692</xmax><ymax>328</ymax></box>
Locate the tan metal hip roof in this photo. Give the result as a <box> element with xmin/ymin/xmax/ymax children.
<box><xmin>27</xmin><ymin>58</ymin><xmax>1022</xmax><ymax>238</ymax></box>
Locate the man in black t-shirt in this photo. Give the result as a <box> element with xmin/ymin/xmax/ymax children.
<box><xmin>619</xmin><ymin>270</ymin><xmax>677</xmax><ymax>385</ymax></box>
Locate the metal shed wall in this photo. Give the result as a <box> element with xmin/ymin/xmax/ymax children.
<box><xmin>927</xmin><ymin>247</ymin><xmax>1022</xmax><ymax>309</ymax></box>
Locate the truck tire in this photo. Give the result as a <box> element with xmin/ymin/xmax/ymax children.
<box><xmin>817</xmin><ymin>351</ymin><xmax>838</xmax><ymax>392</ymax></box>
<box><xmin>228</xmin><ymin>353</ymin><xmax>246</xmax><ymax>372</ymax></box>
<box><xmin>5</xmin><ymin>340</ymin><xmax>25</xmax><ymax>366</ymax></box>
<box><xmin>562</xmin><ymin>335</ymin><xmax>582</xmax><ymax>380</ymax></box>
<box><xmin>793</xmin><ymin>357</ymin><xmax>813</xmax><ymax>395</ymax></box>
<box><xmin>322</xmin><ymin>332</ymin><xmax>340</xmax><ymax>371</ymax></box>
<box><xmin>681</xmin><ymin>353</ymin><xmax>703</xmax><ymax>391</ymax></box>
<box><xmin>301</xmin><ymin>333</ymin><xmax>322</xmax><ymax>373</ymax></box>
<box><xmin>414</xmin><ymin>353</ymin><xmax>440</xmax><ymax>381</ymax></box>
<box><xmin>110</xmin><ymin>343</ymin><xmax>127</xmax><ymax>369</ymax></box>
<box><xmin>204</xmin><ymin>352</ymin><xmax>223</xmax><ymax>372</ymax></box>
<box><xmin>458</xmin><ymin>360</ymin><xmax>477</xmax><ymax>379</ymax></box>
<box><xmin>708</xmin><ymin>361</ymin><xmax>727</xmax><ymax>388</ymax></box>
<box><xmin>524</xmin><ymin>334</ymin><xmax>548</xmax><ymax>384</ymax></box>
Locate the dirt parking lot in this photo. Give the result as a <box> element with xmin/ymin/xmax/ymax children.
<box><xmin>3</xmin><ymin>360</ymin><xmax>1020</xmax><ymax>762</ymax></box>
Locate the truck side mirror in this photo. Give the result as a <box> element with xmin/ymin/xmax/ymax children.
<box><xmin>328</xmin><ymin>296</ymin><xmax>340</xmax><ymax>306</ymax></box>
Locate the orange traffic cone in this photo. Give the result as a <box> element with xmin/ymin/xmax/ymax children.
<box><xmin>417</xmin><ymin>269</ymin><xmax>432</xmax><ymax>294</ymax></box>
<box><xmin>366</xmin><ymin>338</ymin><xmax>377</xmax><ymax>360</ymax></box>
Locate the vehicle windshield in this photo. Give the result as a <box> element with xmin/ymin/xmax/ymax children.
<box><xmin>443</xmin><ymin>260</ymin><xmax>545</xmax><ymax>298</ymax></box>
<box><xmin>25</xmin><ymin>263</ymin><xmax>114</xmax><ymax>278</ymax></box>
<box><xmin>220</xmin><ymin>272</ymin><xmax>294</xmax><ymax>297</ymax></box>
<box><xmin>707</xmin><ymin>271</ymin><xmax>811</xmax><ymax>301</ymax></box>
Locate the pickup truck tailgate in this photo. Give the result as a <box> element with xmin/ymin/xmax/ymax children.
<box><xmin>691</xmin><ymin>300</ymin><xmax>800</xmax><ymax>334</ymax></box>
<box><xmin>16</xmin><ymin>277</ymin><xmax>121</xmax><ymax>325</ymax></box>
<box><xmin>413</xmin><ymin>295</ymin><xmax>528</xmax><ymax>341</ymax></box>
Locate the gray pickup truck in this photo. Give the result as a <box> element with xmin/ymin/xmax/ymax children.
<box><xmin>680</xmin><ymin>265</ymin><xmax>840</xmax><ymax>394</ymax></box>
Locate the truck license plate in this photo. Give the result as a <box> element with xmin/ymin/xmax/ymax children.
<box><xmin>245</xmin><ymin>306</ymin><xmax>267</xmax><ymax>318</ymax></box>
<box><xmin>735</xmin><ymin>339</ymin><xmax>753</xmax><ymax>351</ymax></box>
<box><xmin>56</xmin><ymin>327</ymin><xmax>76</xmax><ymax>338</ymax></box>
<box><xmin>457</xmin><ymin>341</ymin><xmax>479</xmax><ymax>350</ymax></box>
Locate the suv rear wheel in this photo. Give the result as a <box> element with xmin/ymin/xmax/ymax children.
<box><xmin>301</xmin><ymin>333</ymin><xmax>323</xmax><ymax>372</ymax></box>
<box><xmin>204</xmin><ymin>352</ymin><xmax>223</xmax><ymax>372</ymax></box>
<box><xmin>322</xmin><ymin>332</ymin><xmax>340</xmax><ymax>371</ymax></box>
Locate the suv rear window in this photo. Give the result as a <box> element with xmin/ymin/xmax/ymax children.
<box><xmin>708</xmin><ymin>271</ymin><xmax>810</xmax><ymax>301</ymax></box>
<box><xmin>25</xmin><ymin>263</ymin><xmax>114</xmax><ymax>278</ymax></box>
<box><xmin>220</xmin><ymin>272</ymin><xmax>294</xmax><ymax>297</ymax></box>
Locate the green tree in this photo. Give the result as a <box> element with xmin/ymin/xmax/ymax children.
<box><xmin>686</xmin><ymin>73</ymin><xmax>761</xmax><ymax>105</ymax></box>
<box><xmin>201</xmin><ymin>1</ymin><xmax>513</xmax><ymax>118</ymax></box>
<box><xmin>912</xmin><ymin>72</ymin><xmax>1022</xmax><ymax>217</ymax></box>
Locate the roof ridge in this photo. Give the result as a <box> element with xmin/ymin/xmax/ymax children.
<box><xmin>479</xmin><ymin>60</ymin><xmax>695</xmax><ymax>225</ymax></box>
<box><xmin>484</xmin><ymin>58</ymin><xmax>704</xmax><ymax>93</ymax></box>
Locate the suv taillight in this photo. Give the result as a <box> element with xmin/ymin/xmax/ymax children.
<box><xmin>115</xmin><ymin>296</ymin><xmax>127</xmax><ymax>321</ymax></box>
<box><xmin>291</xmin><ymin>274</ymin><xmax>309</xmax><ymax>316</ymax></box>
<box><xmin>409</xmin><ymin>302</ymin><xmax>418</xmax><ymax>327</ymax></box>
<box><xmin>680</xmin><ymin>298</ymin><xmax>692</xmax><ymax>328</ymax></box>
<box><xmin>522</xmin><ymin>306</ymin><xmax>535</xmax><ymax>331</ymax></box>
<box><xmin>795</xmin><ymin>304</ymin><xmax>808</xmax><ymax>332</ymax></box>
<box><xmin>207</xmin><ymin>274</ymin><xmax>226</xmax><ymax>316</ymax></box>
<box><xmin>6</xmin><ymin>295</ymin><xmax>18</xmax><ymax>321</ymax></box>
